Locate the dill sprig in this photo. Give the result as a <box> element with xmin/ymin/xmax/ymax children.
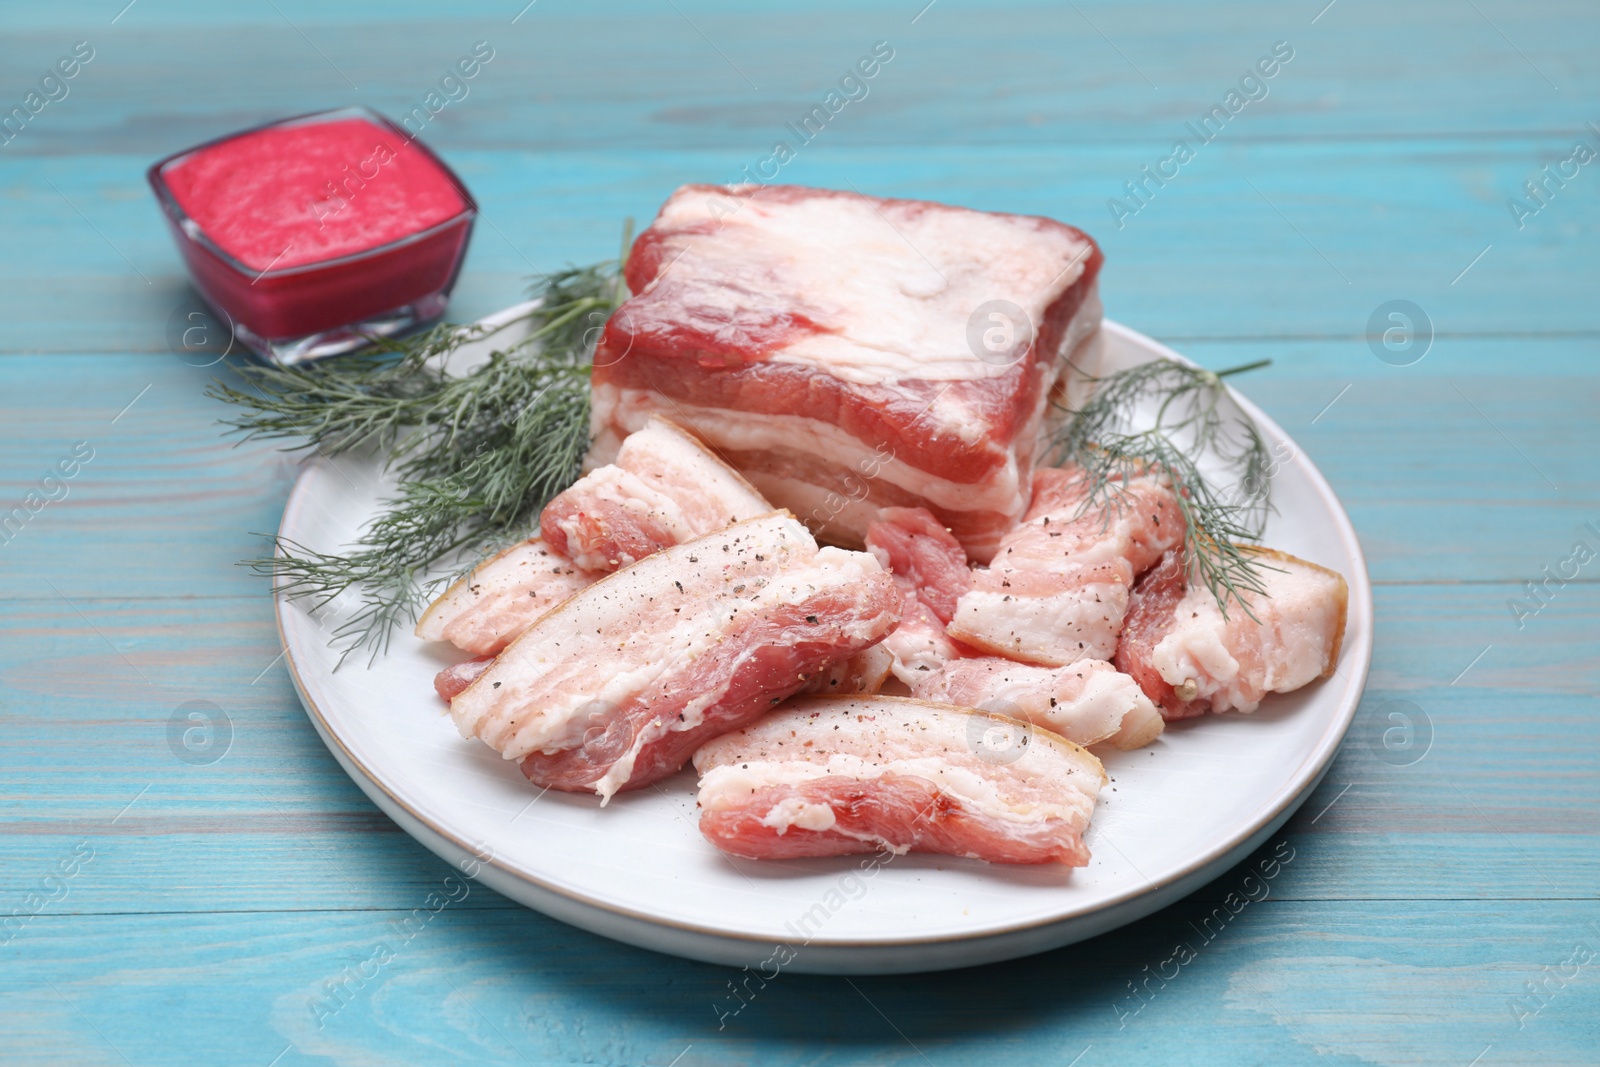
<box><xmin>210</xmin><ymin>238</ymin><xmax>630</xmax><ymax>663</ymax></box>
<box><xmin>1048</xmin><ymin>357</ymin><xmax>1275</xmax><ymax>617</ymax></box>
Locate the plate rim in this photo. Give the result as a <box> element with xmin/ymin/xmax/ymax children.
<box><xmin>273</xmin><ymin>314</ymin><xmax>1374</xmax><ymax>955</ymax></box>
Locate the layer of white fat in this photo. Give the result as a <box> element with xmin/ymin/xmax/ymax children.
<box><xmin>588</xmin><ymin>545</ymin><xmax>894</xmax><ymax>799</ymax></box>
<box><xmin>694</xmin><ymin>698</ymin><xmax>1104</xmax><ymax>834</ymax></box>
<box><xmin>1105</xmin><ymin>698</ymin><xmax>1167</xmax><ymax>750</ymax></box>
<box><xmin>1038</xmin><ymin>666</ymin><xmax>1161</xmax><ymax>749</ymax></box>
<box><xmin>449</xmin><ymin>514</ymin><xmax>812</xmax><ymax>760</ymax></box>
<box><xmin>1151</xmin><ymin>559</ymin><xmax>1344</xmax><ymax>714</ymax></box>
<box><xmin>652</xmin><ymin>190</ymin><xmax>1097</xmax><ymax>386</ymax></box>
<box><xmin>550</xmin><ymin>466</ymin><xmax>695</xmax><ymax>570</ymax></box>
<box><xmin>414</xmin><ymin>539</ymin><xmax>582</xmax><ymax>643</ymax></box>
<box><xmin>918</xmin><ymin>660</ymin><xmax>1155</xmax><ymax>749</ymax></box>
<box><xmin>614</xmin><ymin>416</ymin><xmax>770</xmax><ymax>529</ymax></box>
<box><xmin>740</xmin><ymin>470</ymin><xmax>881</xmax><ymax>550</ymax></box>
<box><xmin>759</xmin><ymin>797</ymin><xmax>838</xmax><ymax>834</ymax></box>
<box><xmin>948</xmin><ymin>583</ymin><xmax>1127</xmax><ymax>667</ymax></box>
<box><xmin>594</xmin><ymin>384</ymin><xmax>1026</xmax><ymax>513</ymax></box>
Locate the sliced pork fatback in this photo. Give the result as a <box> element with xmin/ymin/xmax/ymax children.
<box><xmin>415</xmin><ymin>538</ymin><xmax>593</xmax><ymax>656</ymax></box>
<box><xmin>947</xmin><ymin>464</ymin><xmax>1182</xmax><ymax>667</ymax></box>
<box><xmin>417</xmin><ymin>417</ymin><xmax>770</xmax><ymax>656</ymax></box>
<box><xmin>447</xmin><ymin>514</ymin><xmax>900</xmax><ymax>801</ymax></box>
<box><xmin>432</xmin><ymin>589</ymin><xmax>890</xmax><ymax>708</ymax></box>
<box><xmin>590</xmin><ymin>184</ymin><xmax>1104</xmax><ymax>561</ymax></box>
<box><xmin>909</xmin><ymin>656</ymin><xmax>1163</xmax><ymax>750</ymax></box>
<box><xmin>865</xmin><ymin>507</ymin><xmax>972</xmax><ymax>685</ymax></box>
<box><xmin>541</xmin><ymin>415</ymin><xmax>769</xmax><ymax>571</ymax></box>
<box><xmin>693</xmin><ymin>696</ymin><xmax>1106</xmax><ymax>866</ymax></box>
<box><xmin>1114</xmin><ymin>548</ymin><xmax>1348</xmax><ymax>719</ymax></box>
<box><xmin>864</xmin><ymin>503</ymin><xmax>1161</xmax><ymax>748</ymax></box>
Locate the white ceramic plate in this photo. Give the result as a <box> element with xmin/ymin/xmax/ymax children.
<box><xmin>274</xmin><ymin>305</ymin><xmax>1372</xmax><ymax>974</ymax></box>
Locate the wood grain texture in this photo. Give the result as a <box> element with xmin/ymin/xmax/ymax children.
<box><xmin>1</xmin><ymin>0</ymin><xmax>1596</xmax><ymax>1064</ymax></box>
<box><xmin>5</xmin><ymin>142</ymin><xmax>1599</xmax><ymax>351</ymax></box>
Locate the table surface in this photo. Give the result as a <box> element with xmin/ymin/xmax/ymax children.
<box><xmin>3</xmin><ymin>1</ymin><xmax>1597</xmax><ymax>1064</ymax></box>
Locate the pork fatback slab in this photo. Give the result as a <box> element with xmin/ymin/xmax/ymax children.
<box><xmin>590</xmin><ymin>184</ymin><xmax>1104</xmax><ymax>562</ymax></box>
<box><xmin>415</xmin><ymin>538</ymin><xmax>593</xmax><ymax>657</ymax></box>
<box><xmin>866</xmin><ymin>506</ymin><xmax>1162</xmax><ymax>749</ymax></box>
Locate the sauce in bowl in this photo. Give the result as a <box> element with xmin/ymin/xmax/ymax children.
<box><xmin>150</xmin><ymin>108</ymin><xmax>476</xmax><ymax>364</ymax></box>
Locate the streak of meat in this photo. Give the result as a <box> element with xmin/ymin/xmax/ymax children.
<box><xmin>434</xmin><ymin>656</ymin><xmax>491</xmax><ymax>702</ymax></box>
<box><xmin>446</xmin><ymin>513</ymin><xmax>901</xmax><ymax>801</ymax></box>
<box><xmin>693</xmin><ymin>696</ymin><xmax>1106</xmax><ymax>866</ymax></box>
<box><xmin>865</xmin><ymin>507</ymin><xmax>971</xmax><ymax>623</ymax></box>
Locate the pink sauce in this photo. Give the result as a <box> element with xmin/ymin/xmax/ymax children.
<box><xmin>162</xmin><ymin>117</ymin><xmax>467</xmax><ymax>271</ymax></box>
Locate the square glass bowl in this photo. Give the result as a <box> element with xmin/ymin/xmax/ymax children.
<box><xmin>148</xmin><ymin>107</ymin><xmax>476</xmax><ymax>365</ymax></box>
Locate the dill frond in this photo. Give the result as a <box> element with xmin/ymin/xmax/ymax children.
<box><xmin>1048</xmin><ymin>357</ymin><xmax>1276</xmax><ymax>617</ymax></box>
<box><xmin>214</xmin><ymin>238</ymin><xmax>631</xmax><ymax>664</ymax></box>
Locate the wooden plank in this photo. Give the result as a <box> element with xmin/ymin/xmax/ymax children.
<box><xmin>1</xmin><ymin>900</ymin><xmax>1596</xmax><ymax>1066</ymax></box>
<box><xmin>3</xmin><ymin>139</ymin><xmax>1598</xmax><ymax>353</ymax></box>
<box><xmin>1</xmin><ymin>0</ymin><xmax>1595</xmax><ymax>150</ymax></box>
<box><xmin>0</xmin><ymin>354</ymin><xmax>298</xmax><ymax>601</ymax></box>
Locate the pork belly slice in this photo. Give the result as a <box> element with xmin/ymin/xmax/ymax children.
<box><xmin>438</xmin><ymin>628</ymin><xmax>891</xmax><ymax>706</ymax></box>
<box><xmin>693</xmin><ymin>696</ymin><xmax>1106</xmax><ymax>866</ymax></box>
<box><xmin>909</xmin><ymin>657</ymin><xmax>1163</xmax><ymax>750</ymax></box>
<box><xmin>542</xmin><ymin>415</ymin><xmax>769</xmax><ymax>571</ymax></box>
<box><xmin>864</xmin><ymin>506</ymin><xmax>973</xmax><ymax>685</ymax></box>
<box><xmin>590</xmin><ymin>183</ymin><xmax>1104</xmax><ymax>562</ymax></box>
<box><xmin>948</xmin><ymin>464</ymin><xmax>1182</xmax><ymax>667</ymax></box>
<box><xmin>415</xmin><ymin>538</ymin><xmax>593</xmax><ymax>656</ymax></box>
<box><xmin>1115</xmin><ymin>548</ymin><xmax>1349</xmax><ymax>719</ymax></box>
<box><xmin>447</xmin><ymin>513</ymin><xmax>901</xmax><ymax>801</ymax></box>
<box><xmin>417</xmin><ymin>416</ymin><xmax>770</xmax><ymax>656</ymax></box>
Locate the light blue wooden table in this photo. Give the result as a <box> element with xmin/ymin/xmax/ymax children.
<box><xmin>3</xmin><ymin>1</ymin><xmax>1597</xmax><ymax>1063</ymax></box>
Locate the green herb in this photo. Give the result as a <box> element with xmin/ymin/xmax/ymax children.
<box><xmin>1048</xmin><ymin>357</ymin><xmax>1275</xmax><ymax>617</ymax></box>
<box><xmin>211</xmin><ymin>232</ymin><xmax>630</xmax><ymax>662</ymax></box>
